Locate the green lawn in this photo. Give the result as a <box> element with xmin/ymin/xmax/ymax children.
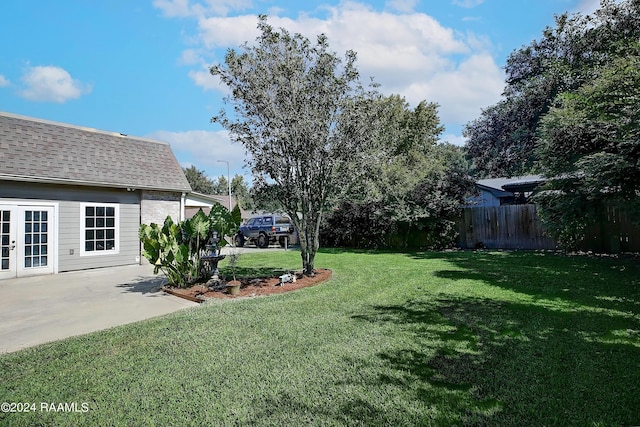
<box><xmin>1</xmin><ymin>249</ymin><xmax>639</xmax><ymax>426</ymax></box>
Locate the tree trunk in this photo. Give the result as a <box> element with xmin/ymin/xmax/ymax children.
<box><xmin>294</xmin><ymin>212</ymin><xmax>320</xmax><ymax>276</ymax></box>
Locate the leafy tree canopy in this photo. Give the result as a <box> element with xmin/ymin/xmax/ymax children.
<box><xmin>211</xmin><ymin>16</ymin><xmax>382</xmax><ymax>274</ymax></box>
<box><xmin>465</xmin><ymin>0</ymin><xmax>640</xmax><ymax>178</ymax></box>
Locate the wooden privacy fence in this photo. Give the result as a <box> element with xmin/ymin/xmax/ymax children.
<box><xmin>579</xmin><ymin>205</ymin><xmax>640</xmax><ymax>253</ymax></box>
<box><xmin>458</xmin><ymin>204</ymin><xmax>640</xmax><ymax>253</ymax></box>
<box><xmin>458</xmin><ymin>205</ymin><xmax>556</xmax><ymax>250</ymax></box>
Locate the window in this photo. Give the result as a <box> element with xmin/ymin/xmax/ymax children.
<box><xmin>81</xmin><ymin>203</ymin><xmax>119</xmax><ymax>255</ymax></box>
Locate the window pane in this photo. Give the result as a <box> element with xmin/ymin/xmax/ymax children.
<box><xmin>41</xmin><ymin>245</ymin><xmax>47</xmax><ymax>255</ymax></box>
<box><xmin>24</xmin><ymin>257</ymin><xmax>31</xmax><ymax>267</ymax></box>
<box><xmin>96</xmin><ymin>230</ymin><xmax>104</xmax><ymax>239</ymax></box>
<box><xmin>1</xmin><ymin>235</ymin><xmax>7</xmax><ymax>245</ymax></box>
<box><xmin>25</xmin><ymin>223</ymin><xmax>31</xmax><ymax>232</ymax></box>
<box><xmin>106</xmin><ymin>207</ymin><xmax>115</xmax><ymax>216</ymax></box>
<box><xmin>106</xmin><ymin>218</ymin><xmax>114</xmax><ymax>228</ymax></box>
<box><xmin>33</xmin><ymin>234</ymin><xmax>40</xmax><ymax>244</ymax></box>
<box><xmin>96</xmin><ymin>241</ymin><xmax>104</xmax><ymax>251</ymax></box>
<box><xmin>96</xmin><ymin>218</ymin><xmax>105</xmax><ymax>228</ymax></box>
<box><xmin>41</xmin><ymin>234</ymin><xmax>47</xmax><ymax>244</ymax></box>
<box><xmin>2</xmin><ymin>223</ymin><xmax>8</xmax><ymax>233</ymax></box>
<box><xmin>86</xmin><ymin>218</ymin><xmax>94</xmax><ymax>228</ymax></box>
<box><xmin>33</xmin><ymin>223</ymin><xmax>40</xmax><ymax>233</ymax></box>
<box><xmin>106</xmin><ymin>229</ymin><xmax>114</xmax><ymax>239</ymax></box>
<box><xmin>96</xmin><ymin>207</ymin><xmax>105</xmax><ymax>216</ymax></box>
<box><xmin>25</xmin><ymin>211</ymin><xmax>32</xmax><ymax>221</ymax></box>
<box><xmin>2</xmin><ymin>211</ymin><xmax>9</xmax><ymax>221</ymax></box>
<box><xmin>86</xmin><ymin>206</ymin><xmax>94</xmax><ymax>216</ymax></box>
<box><xmin>86</xmin><ymin>230</ymin><xmax>94</xmax><ymax>240</ymax></box>
<box><xmin>2</xmin><ymin>259</ymin><xmax>8</xmax><ymax>269</ymax></box>
<box><xmin>85</xmin><ymin>241</ymin><xmax>94</xmax><ymax>251</ymax></box>
<box><xmin>25</xmin><ymin>246</ymin><xmax>31</xmax><ymax>256</ymax></box>
<box><xmin>106</xmin><ymin>240</ymin><xmax>115</xmax><ymax>250</ymax></box>
<box><xmin>41</xmin><ymin>223</ymin><xmax>47</xmax><ymax>232</ymax></box>
<box><xmin>32</xmin><ymin>258</ymin><xmax>40</xmax><ymax>267</ymax></box>
<box><xmin>41</xmin><ymin>212</ymin><xmax>47</xmax><ymax>221</ymax></box>
<box><xmin>25</xmin><ymin>235</ymin><xmax>31</xmax><ymax>244</ymax></box>
<box><xmin>2</xmin><ymin>247</ymin><xmax>8</xmax><ymax>257</ymax></box>
<box><xmin>41</xmin><ymin>256</ymin><xmax>47</xmax><ymax>266</ymax></box>
<box><xmin>33</xmin><ymin>211</ymin><xmax>40</xmax><ymax>221</ymax></box>
<box><xmin>33</xmin><ymin>246</ymin><xmax>39</xmax><ymax>255</ymax></box>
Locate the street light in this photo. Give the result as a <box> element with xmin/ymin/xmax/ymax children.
<box><xmin>217</xmin><ymin>160</ymin><xmax>232</xmax><ymax>212</ymax></box>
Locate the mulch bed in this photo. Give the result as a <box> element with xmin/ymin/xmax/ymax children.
<box><xmin>163</xmin><ymin>268</ymin><xmax>332</xmax><ymax>302</ymax></box>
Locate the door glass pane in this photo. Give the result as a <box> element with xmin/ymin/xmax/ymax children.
<box><xmin>0</xmin><ymin>210</ymin><xmax>10</xmax><ymax>271</ymax></box>
<box><xmin>23</xmin><ymin>210</ymin><xmax>48</xmax><ymax>268</ymax></box>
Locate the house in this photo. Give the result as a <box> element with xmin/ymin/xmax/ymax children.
<box><xmin>468</xmin><ymin>175</ymin><xmax>545</xmax><ymax>207</ymax></box>
<box><xmin>185</xmin><ymin>192</ymin><xmax>250</xmax><ymax>220</ymax></box>
<box><xmin>0</xmin><ymin>111</ymin><xmax>192</xmax><ymax>279</ymax></box>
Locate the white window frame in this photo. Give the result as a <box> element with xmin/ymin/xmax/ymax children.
<box><xmin>80</xmin><ymin>203</ymin><xmax>120</xmax><ymax>256</ymax></box>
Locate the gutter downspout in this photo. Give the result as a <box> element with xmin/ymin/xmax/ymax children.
<box><xmin>180</xmin><ymin>192</ymin><xmax>186</xmax><ymax>221</ymax></box>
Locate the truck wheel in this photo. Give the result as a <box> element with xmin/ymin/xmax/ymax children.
<box><xmin>257</xmin><ymin>233</ymin><xmax>269</xmax><ymax>248</ymax></box>
<box><xmin>279</xmin><ymin>236</ymin><xmax>287</xmax><ymax>247</ymax></box>
<box><xmin>235</xmin><ymin>234</ymin><xmax>245</xmax><ymax>247</ymax></box>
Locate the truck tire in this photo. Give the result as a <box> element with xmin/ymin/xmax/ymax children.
<box><xmin>257</xmin><ymin>233</ymin><xmax>269</xmax><ymax>248</ymax></box>
<box><xmin>235</xmin><ymin>234</ymin><xmax>245</xmax><ymax>247</ymax></box>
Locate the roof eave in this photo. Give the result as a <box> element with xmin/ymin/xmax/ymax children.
<box><xmin>0</xmin><ymin>174</ymin><xmax>191</xmax><ymax>193</ymax></box>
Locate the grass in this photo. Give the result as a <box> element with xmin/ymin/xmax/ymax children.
<box><xmin>1</xmin><ymin>249</ymin><xmax>639</xmax><ymax>426</ymax></box>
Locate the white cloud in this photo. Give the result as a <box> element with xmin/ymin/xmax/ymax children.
<box><xmin>19</xmin><ymin>65</ymin><xmax>91</xmax><ymax>103</ymax></box>
<box><xmin>148</xmin><ymin>129</ymin><xmax>247</xmax><ymax>174</ymax></box>
<box><xmin>385</xmin><ymin>0</ymin><xmax>418</xmax><ymax>13</ymax></box>
<box><xmin>0</xmin><ymin>75</ymin><xmax>9</xmax><ymax>87</ymax></box>
<box><xmin>157</xmin><ymin>1</ymin><xmax>507</xmax><ymax>139</ymax></box>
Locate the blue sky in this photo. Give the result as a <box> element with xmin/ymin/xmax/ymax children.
<box><xmin>1</xmin><ymin>0</ymin><xmax>604</xmax><ymax>180</ymax></box>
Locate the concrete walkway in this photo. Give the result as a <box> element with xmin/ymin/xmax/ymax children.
<box><xmin>0</xmin><ymin>264</ymin><xmax>198</xmax><ymax>354</ymax></box>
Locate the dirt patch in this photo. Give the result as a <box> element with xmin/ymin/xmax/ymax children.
<box><xmin>163</xmin><ymin>269</ymin><xmax>332</xmax><ymax>302</ymax></box>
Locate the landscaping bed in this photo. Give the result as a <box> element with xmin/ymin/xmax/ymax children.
<box><xmin>163</xmin><ymin>268</ymin><xmax>332</xmax><ymax>301</ymax></box>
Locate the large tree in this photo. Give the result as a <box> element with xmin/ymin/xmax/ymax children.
<box><xmin>183</xmin><ymin>165</ymin><xmax>215</xmax><ymax>194</ymax></box>
<box><xmin>211</xmin><ymin>16</ymin><xmax>380</xmax><ymax>275</ymax></box>
<box><xmin>465</xmin><ymin>0</ymin><xmax>640</xmax><ymax>178</ymax></box>
<box><xmin>536</xmin><ymin>54</ymin><xmax>640</xmax><ymax>246</ymax></box>
<box><xmin>321</xmin><ymin>95</ymin><xmax>475</xmax><ymax>249</ymax></box>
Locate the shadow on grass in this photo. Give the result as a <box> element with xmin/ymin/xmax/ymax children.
<box><xmin>347</xmin><ymin>251</ymin><xmax>640</xmax><ymax>425</ymax></box>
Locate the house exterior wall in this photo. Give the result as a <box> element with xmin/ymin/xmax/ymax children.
<box><xmin>1</xmin><ymin>180</ymin><xmax>142</xmax><ymax>274</ymax></box>
<box><xmin>141</xmin><ymin>190</ymin><xmax>182</xmax><ymax>226</ymax></box>
<box><xmin>467</xmin><ymin>189</ymin><xmax>501</xmax><ymax>208</ymax></box>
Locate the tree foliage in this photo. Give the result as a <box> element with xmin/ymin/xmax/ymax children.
<box><xmin>183</xmin><ymin>165</ymin><xmax>216</xmax><ymax>194</ymax></box>
<box><xmin>465</xmin><ymin>0</ymin><xmax>640</xmax><ymax>178</ymax></box>
<box><xmin>211</xmin><ymin>16</ymin><xmax>381</xmax><ymax>274</ymax></box>
<box><xmin>321</xmin><ymin>95</ymin><xmax>474</xmax><ymax>249</ymax></box>
<box><xmin>536</xmin><ymin>54</ymin><xmax>640</xmax><ymax>247</ymax></box>
<box><xmin>464</xmin><ymin>0</ymin><xmax>640</xmax><ymax>249</ymax></box>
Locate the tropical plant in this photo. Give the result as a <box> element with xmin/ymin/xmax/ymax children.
<box><xmin>138</xmin><ymin>205</ymin><xmax>242</xmax><ymax>287</ymax></box>
<box><xmin>139</xmin><ymin>216</ymin><xmax>198</xmax><ymax>287</ymax></box>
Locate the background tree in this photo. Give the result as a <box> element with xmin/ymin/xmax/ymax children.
<box><xmin>211</xmin><ymin>16</ymin><xmax>381</xmax><ymax>275</ymax></box>
<box><xmin>536</xmin><ymin>54</ymin><xmax>640</xmax><ymax>247</ymax></box>
<box><xmin>183</xmin><ymin>165</ymin><xmax>216</xmax><ymax>194</ymax></box>
<box><xmin>465</xmin><ymin>0</ymin><xmax>640</xmax><ymax>178</ymax></box>
<box><xmin>321</xmin><ymin>95</ymin><xmax>475</xmax><ymax>249</ymax></box>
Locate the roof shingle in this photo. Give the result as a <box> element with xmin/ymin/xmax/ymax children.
<box><xmin>0</xmin><ymin>112</ymin><xmax>192</xmax><ymax>192</ymax></box>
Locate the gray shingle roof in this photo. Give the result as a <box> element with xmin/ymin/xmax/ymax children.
<box><xmin>0</xmin><ymin>112</ymin><xmax>192</xmax><ymax>192</ymax></box>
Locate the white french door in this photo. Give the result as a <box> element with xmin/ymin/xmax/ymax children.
<box><xmin>0</xmin><ymin>205</ymin><xmax>55</xmax><ymax>279</ymax></box>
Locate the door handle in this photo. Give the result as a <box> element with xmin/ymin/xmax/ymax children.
<box><xmin>9</xmin><ymin>240</ymin><xmax>15</xmax><ymax>251</ymax></box>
